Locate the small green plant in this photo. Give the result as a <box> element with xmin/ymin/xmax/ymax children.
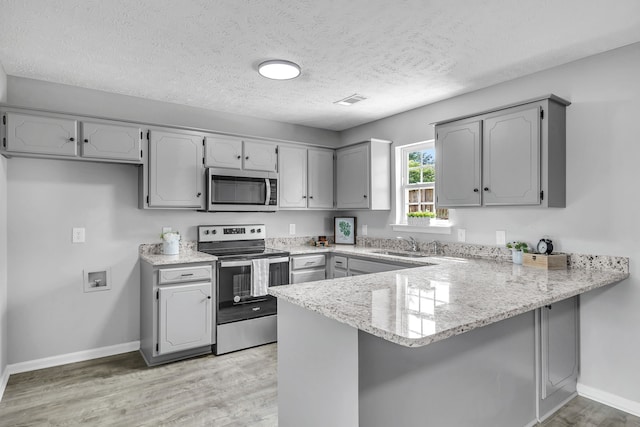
<box><xmin>407</xmin><ymin>211</ymin><xmax>436</xmax><ymax>218</ymax></box>
<box><xmin>160</xmin><ymin>231</ymin><xmax>180</xmax><ymax>240</ymax></box>
<box><xmin>506</xmin><ymin>241</ymin><xmax>529</xmax><ymax>253</ymax></box>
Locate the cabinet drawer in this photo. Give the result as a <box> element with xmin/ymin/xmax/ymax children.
<box><xmin>158</xmin><ymin>265</ymin><xmax>212</xmax><ymax>284</ymax></box>
<box><xmin>333</xmin><ymin>255</ymin><xmax>348</xmax><ymax>269</ymax></box>
<box><xmin>291</xmin><ymin>254</ymin><xmax>326</xmax><ymax>270</ymax></box>
<box><xmin>291</xmin><ymin>269</ymin><xmax>326</xmax><ymax>284</ymax></box>
<box><xmin>349</xmin><ymin>258</ymin><xmax>405</xmax><ymax>274</ymax></box>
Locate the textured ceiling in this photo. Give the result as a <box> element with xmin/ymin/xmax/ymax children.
<box><xmin>1</xmin><ymin>1</ymin><xmax>640</xmax><ymax>131</ymax></box>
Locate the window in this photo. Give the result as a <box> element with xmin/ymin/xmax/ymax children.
<box><xmin>398</xmin><ymin>141</ymin><xmax>448</xmax><ymax>224</ymax></box>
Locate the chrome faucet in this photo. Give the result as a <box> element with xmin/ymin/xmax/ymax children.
<box><xmin>404</xmin><ymin>236</ymin><xmax>419</xmax><ymax>252</ymax></box>
<box><xmin>426</xmin><ymin>240</ymin><xmax>440</xmax><ymax>255</ymax></box>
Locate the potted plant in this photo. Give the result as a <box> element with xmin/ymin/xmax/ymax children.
<box><xmin>161</xmin><ymin>231</ymin><xmax>181</xmax><ymax>255</ymax></box>
<box><xmin>506</xmin><ymin>241</ymin><xmax>529</xmax><ymax>264</ymax></box>
<box><xmin>407</xmin><ymin>211</ymin><xmax>436</xmax><ymax>227</ymax></box>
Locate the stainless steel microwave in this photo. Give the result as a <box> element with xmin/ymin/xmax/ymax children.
<box><xmin>207</xmin><ymin>169</ymin><xmax>278</xmax><ymax>212</ymax></box>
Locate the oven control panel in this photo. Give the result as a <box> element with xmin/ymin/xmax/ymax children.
<box><xmin>198</xmin><ymin>224</ymin><xmax>266</xmax><ymax>242</ymax></box>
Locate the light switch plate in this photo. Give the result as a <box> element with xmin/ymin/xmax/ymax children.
<box><xmin>289</xmin><ymin>224</ymin><xmax>296</xmax><ymax>235</ymax></box>
<box><xmin>496</xmin><ymin>230</ymin><xmax>506</xmax><ymax>245</ymax></box>
<box><xmin>72</xmin><ymin>227</ymin><xmax>85</xmax><ymax>243</ymax></box>
<box><xmin>457</xmin><ymin>228</ymin><xmax>466</xmax><ymax>242</ymax></box>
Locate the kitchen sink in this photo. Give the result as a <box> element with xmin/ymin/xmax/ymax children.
<box><xmin>372</xmin><ymin>250</ymin><xmax>431</xmax><ymax>258</ymax></box>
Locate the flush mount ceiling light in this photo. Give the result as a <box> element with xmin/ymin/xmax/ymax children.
<box><xmin>334</xmin><ymin>94</ymin><xmax>367</xmax><ymax>106</ymax></box>
<box><xmin>258</xmin><ymin>60</ymin><xmax>301</xmax><ymax>80</ymax></box>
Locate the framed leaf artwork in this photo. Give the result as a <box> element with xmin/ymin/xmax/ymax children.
<box><xmin>334</xmin><ymin>217</ymin><xmax>356</xmax><ymax>245</ymax></box>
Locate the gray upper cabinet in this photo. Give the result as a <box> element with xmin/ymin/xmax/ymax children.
<box><xmin>204</xmin><ymin>135</ymin><xmax>242</xmax><ymax>169</ymax></box>
<box><xmin>435</xmin><ymin>121</ymin><xmax>482</xmax><ymax>207</ymax></box>
<box><xmin>205</xmin><ymin>136</ymin><xmax>278</xmax><ymax>173</ymax></box>
<box><xmin>148</xmin><ymin>129</ymin><xmax>205</xmax><ymax>209</ymax></box>
<box><xmin>307</xmin><ymin>148</ymin><xmax>334</xmax><ymax>209</ymax></box>
<box><xmin>4</xmin><ymin>111</ymin><xmax>78</xmax><ymax>157</ymax></box>
<box><xmin>336</xmin><ymin>143</ymin><xmax>369</xmax><ymax>209</ymax></box>
<box><xmin>81</xmin><ymin>121</ymin><xmax>142</xmax><ymax>162</ymax></box>
<box><xmin>279</xmin><ymin>145</ymin><xmax>308</xmax><ymax>208</ymax></box>
<box><xmin>336</xmin><ymin>139</ymin><xmax>391</xmax><ymax>210</ymax></box>
<box><xmin>434</xmin><ymin>95</ymin><xmax>569</xmax><ymax>209</ymax></box>
<box><xmin>279</xmin><ymin>145</ymin><xmax>334</xmax><ymax>209</ymax></box>
<box><xmin>243</xmin><ymin>139</ymin><xmax>278</xmax><ymax>172</ymax></box>
<box><xmin>2</xmin><ymin>110</ymin><xmax>144</xmax><ymax>164</ymax></box>
<box><xmin>483</xmin><ymin>106</ymin><xmax>540</xmax><ymax>205</ymax></box>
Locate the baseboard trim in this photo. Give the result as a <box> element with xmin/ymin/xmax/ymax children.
<box><xmin>6</xmin><ymin>341</ymin><xmax>140</xmax><ymax>376</ymax></box>
<box><xmin>577</xmin><ymin>383</ymin><xmax>640</xmax><ymax>418</ymax></box>
<box><xmin>0</xmin><ymin>365</ymin><xmax>9</xmax><ymax>402</ymax></box>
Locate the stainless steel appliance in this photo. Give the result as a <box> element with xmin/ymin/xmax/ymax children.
<box><xmin>197</xmin><ymin>224</ymin><xmax>289</xmax><ymax>355</ymax></box>
<box><xmin>207</xmin><ymin>169</ymin><xmax>278</xmax><ymax>212</ymax></box>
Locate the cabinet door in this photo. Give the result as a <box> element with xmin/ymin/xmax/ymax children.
<box><xmin>278</xmin><ymin>146</ymin><xmax>308</xmax><ymax>208</ymax></box>
<box><xmin>483</xmin><ymin>107</ymin><xmax>540</xmax><ymax>205</ymax></box>
<box><xmin>435</xmin><ymin>121</ymin><xmax>481</xmax><ymax>207</ymax></box>
<box><xmin>333</xmin><ymin>269</ymin><xmax>348</xmax><ymax>278</ymax></box>
<box><xmin>243</xmin><ymin>139</ymin><xmax>278</xmax><ymax>172</ymax></box>
<box><xmin>81</xmin><ymin>121</ymin><xmax>142</xmax><ymax>162</ymax></box>
<box><xmin>5</xmin><ymin>112</ymin><xmax>78</xmax><ymax>157</ymax></box>
<box><xmin>308</xmin><ymin>148</ymin><xmax>335</xmax><ymax>209</ymax></box>
<box><xmin>149</xmin><ymin>130</ymin><xmax>205</xmax><ymax>208</ymax></box>
<box><xmin>336</xmin><ymin>143</ymin><xmax>369</xmax><ymax>209</ymax></box>
<box><xmin>158</xmin><ymin>282</ymin><xmax>213</xmax><ymax>355</ymax></box>
<box><xmin>204</xmin><ymin>135</ymin><xmax>242</xmax><ymax>169</ymax></box>
<box><xmin>540</xmin><ymin>297</ymin><xmax>579</xmax><ymax>400</ymax></box>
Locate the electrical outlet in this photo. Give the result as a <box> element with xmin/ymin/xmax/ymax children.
<box><xmin>72</xmin><ymin>227</ymin><xmax>85</xmax><ymax>243</ymax></box>
<box><xmin>496</xmin><ymin>230</ymin><xmax>506</xmax><ymax>245</ymax></box>
<box><xmin>457</xmin><ymin>228</ymin><xmax>466</xmax><ymax>242</ymax></box>
<box><xmin>362</xmin><ymin>224</ymin><xmax>368</xmax><ymax>236</ymax></box>
<box><xmin>289</xmin><ymin>224</ymin><xmax>296</xmax><ymax>235</ymax></box>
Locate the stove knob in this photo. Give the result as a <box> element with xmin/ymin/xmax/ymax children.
<box><xmin>257</xmin><ymin>228</ymin><xmax>262</xmax><ymax>233</ymax></box>
<box><xmin>251</xmin><ymin>229</ymin><xmax>256</xmax><ymax>233</ymax></box>
<box><xmin>212</xmin><ymin>230</ymin><xmax>217</xmax><ymax>234</ymax></box>
<box><xmin>204</xmin><ymin>230</ymin><xmax>210</xmax><ymax>235</ymax></box>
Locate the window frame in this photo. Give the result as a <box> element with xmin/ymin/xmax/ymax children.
<box><xmin>392</xmin><ymin>140</ymin><xmax>451</xmax><ymax>234</ymax></box>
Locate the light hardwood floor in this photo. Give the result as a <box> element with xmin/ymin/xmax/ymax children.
<box><xmin>0</xmin><ymin>344</ymin><xmax>638</xmax><ymax>426</ymax></box>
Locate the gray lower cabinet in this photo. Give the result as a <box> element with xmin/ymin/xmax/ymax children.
<box><xmin>536</xmin><ymin>296</ymin><xmax>579</xmax><ymax>421</ymax></box>
<box><xmin>435</xmin><ymin>95</ymin><xmax>570</xmax><ymax>208</ymax></box>
<box><xmin>140</xmin><ymin>261</ymin><xmax>215</xmax><ymax>366</ymax></box>
<box><xmin>331</xmin><ymin>254</ymin><xmax>413</xmax><ymax>278</ymax></box>
<box><xmin>148</xmin><ymin>129</ymin><xmax>205</xmax><ymax>209</ymax></box>
<box><xmin>290</xmin><ymin>254</ymin><xmax>327</xmax><ymax>284</ymax></box>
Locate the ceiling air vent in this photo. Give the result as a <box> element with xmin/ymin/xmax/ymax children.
<box><xmin>334</xmin><ymin>94</ymin><xmax>367</xmax><ymax>106</ymax></box>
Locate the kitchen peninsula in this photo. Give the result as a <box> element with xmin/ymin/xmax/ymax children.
<box><xmin>269</xmin><ymin>253</ymin><xmax>628</xmax><ymax>427</ymax></box>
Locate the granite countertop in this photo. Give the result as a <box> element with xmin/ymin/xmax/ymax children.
<box><xmin>269</xmin><ymin>249</ymin><xmax>629</xmax><ymax>348</ymax></box>
<box><xmin>139</xmin><ymin>242</ymin><xmax>217</xmax><ymax>266</ymax></box>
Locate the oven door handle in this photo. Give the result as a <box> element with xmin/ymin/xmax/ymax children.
<box><xmin>219</xmin><ymin>256</ymin><xmax>290</xmax><ymax>268</ymax></box>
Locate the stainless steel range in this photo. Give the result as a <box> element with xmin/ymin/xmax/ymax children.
<box><xmin>197</xmin><ymin>224</ymin><xmax>289</xmax><ymax>355</ymax></box>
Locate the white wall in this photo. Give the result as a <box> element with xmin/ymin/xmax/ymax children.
<box><xmin>0</xmin><ymin>62</ymin><xmax>8</xmax><ymax>385</ymax></box>
<box><xmin>5</xmin><ymin>78</ymin><xmax>338</xmax><ymax>364</ymax></box>
<box><xmin>341</xmin><ymin>42</ymin><xmax>640</xmax><ymax>408</ymax></box>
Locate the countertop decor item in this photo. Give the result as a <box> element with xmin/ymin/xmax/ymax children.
<box><xmin>407</xmin><ymin>211</ymin><xmax>435</xmax><ymax>226</ymax></box>
<box><xmin>523</xmin><ymin>253</ymin><xmax>567</xmax><ymax>270</ymax></box>
<box><xmin>506</xmin><ymin>241</ymin><xmax>529</xmax><ymax>265</ymax></box>
<box><xmin>334</xmin><ymin>217</ymin><xmax>356</xmax><ymax>245</ymax></box>
<box><xmin>536</xmin><ymin>238</ymin><xmax>554</xmax><ymax>255</ymax></box>
<box><xmin>160</xmin><ymin>231</ymin><xmax>181</xmax><ymax>255</ymax></box>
